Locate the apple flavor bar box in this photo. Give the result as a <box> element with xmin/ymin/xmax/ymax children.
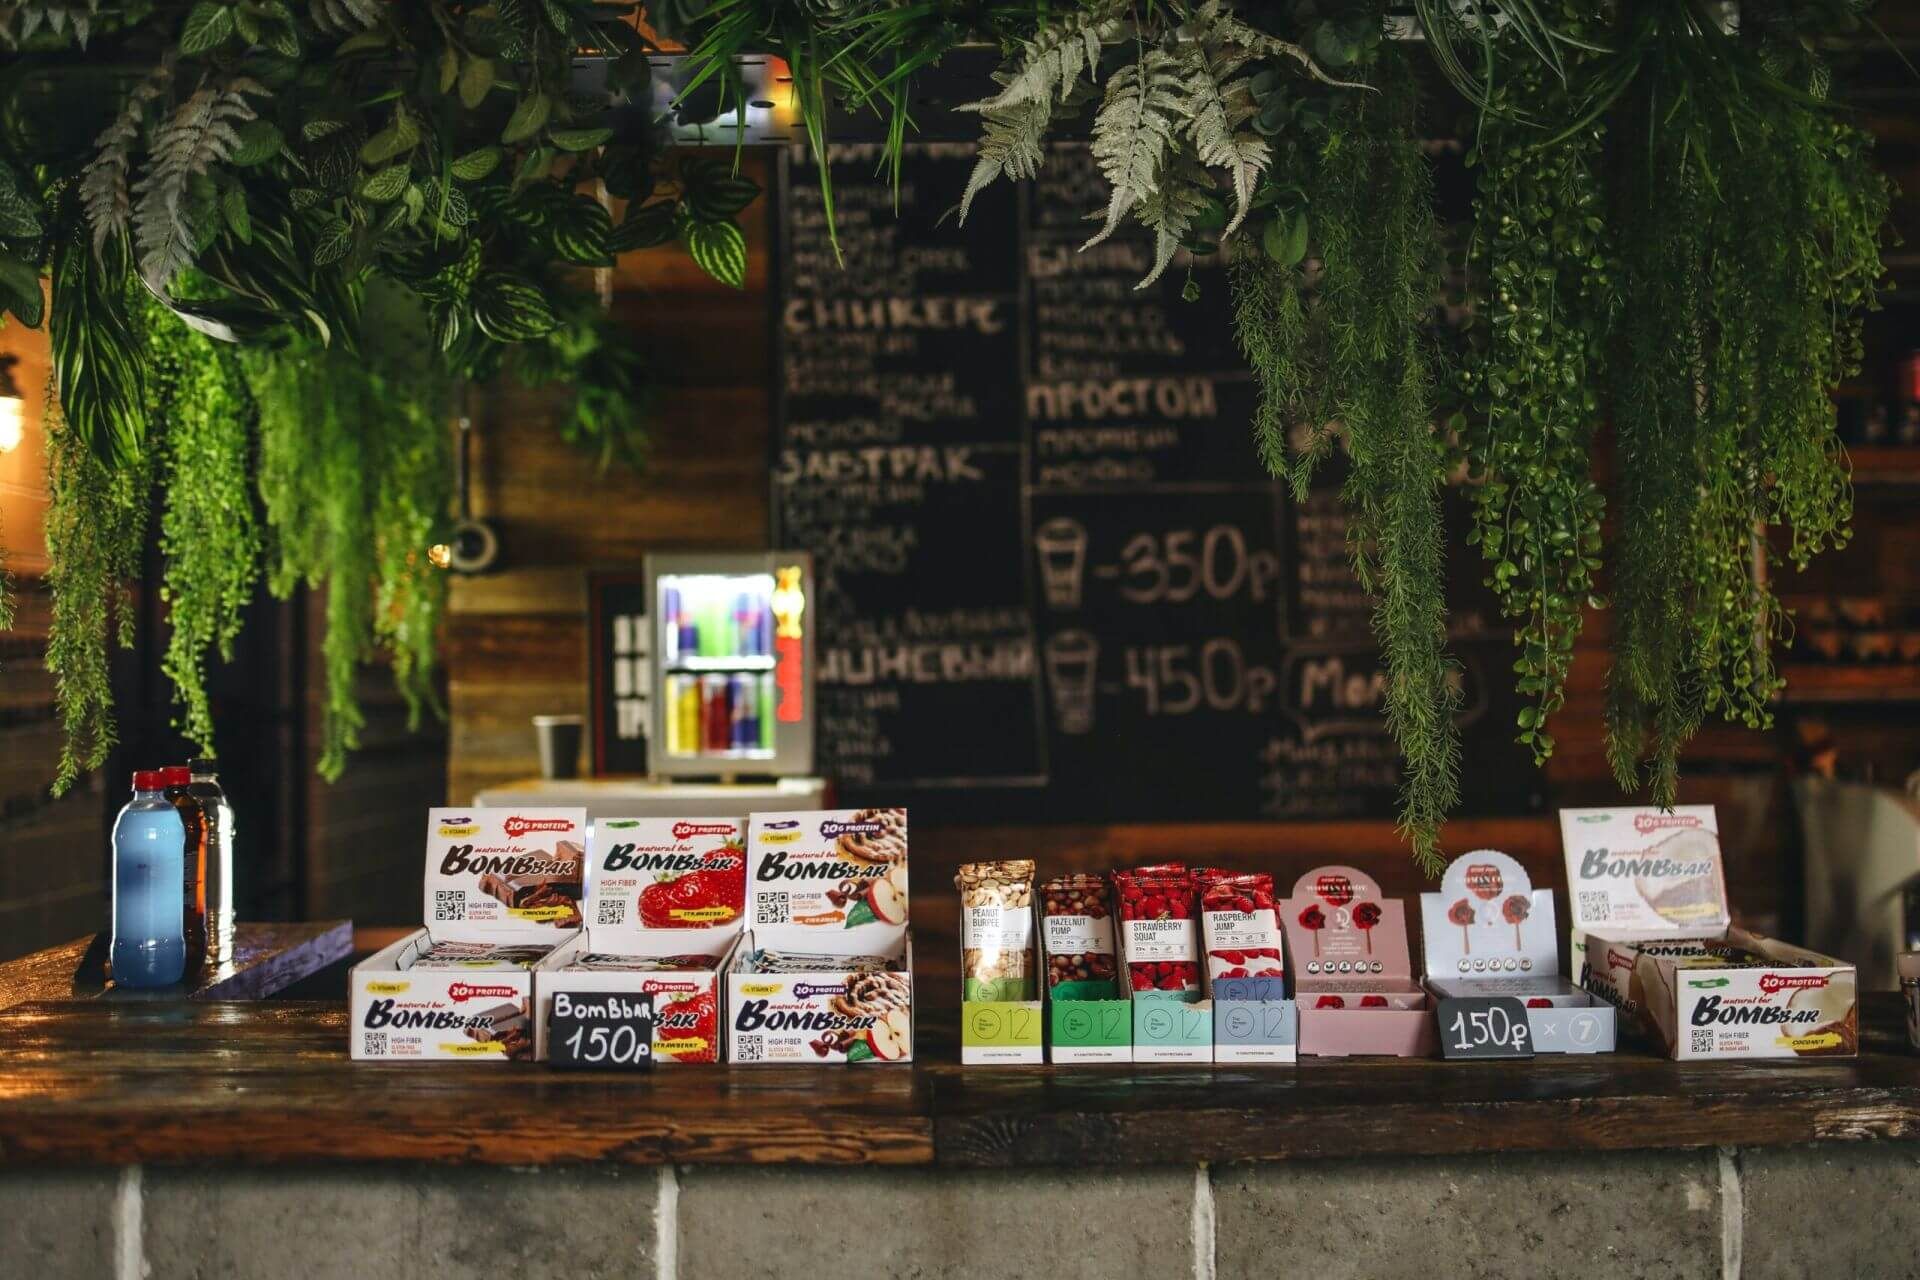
<box><xmin>1564</xmin><ymin>806</ymin><xmax>1855</xmax><ymax>1059</ymax></box>
<box><xmin>350</xmin><ymin>808</ymin><xmax>587</xmax><ymax>1062</ymax></box>
<box><xmin>1282</xmin><ymin>865</ymin><xmax>1435</xmax><ymax>1057</ymax></box>
<box><xmin>1419</xmin><ymin>850</ymin><xmax>1615</xmax><ymax>1055</ymax></box>
<box><xmin>726</xmin><ymin>809</ymin><xmax>914</xmax><ymax>1064</ymax></box>
<box><xmin>533</xmin><ymin>817</ymin><xmax>747</xmax><ymax>1065</ymax></box>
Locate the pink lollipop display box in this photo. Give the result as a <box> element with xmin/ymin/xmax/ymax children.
<box><xmin>1281</xmin><ymin>866</ymin><xmax>1435</xmax><ymax>1058</ymax></box>
<box><xmin>1419</xmin><ymin>850</ymin><xmax>1615</xmax><ymax>1055</ymax></box>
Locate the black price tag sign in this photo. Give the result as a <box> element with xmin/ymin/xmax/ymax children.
<box><xmin>1437</xmin><ymin>996</ymin><xmax>1535</xmax><ymax>1060</ymax></box>
<box><xmin>546</xmin><ymin>990</ymin><xmax>655</xmax><ymax>1070</ymax></box>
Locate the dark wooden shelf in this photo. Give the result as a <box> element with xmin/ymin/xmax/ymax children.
<box><xmin>1848</xmin><ymin>445</ymin><xmax>1920</xmax><ymax>485</ymax></box>
<box><xmin>2</xmin><ymin>994</ymin><xmax>1919</xmax><ymax>1169</ymax></box>
<box><xmin>1778</xmin><ymin>664</ymin><xmax>1920</xmax><ymax>704</ymax></box>
<box><xmin>0</xmin><ymin>921</ymin><xmax>353</xmax><ymax>1012</ymax></box>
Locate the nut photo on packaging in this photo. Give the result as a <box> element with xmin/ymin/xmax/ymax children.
<box><xmin>1042</xmin><ymin>873</ymin><xmax>1118</xmax><ymax>998</ymax></box>
<box><xmin>956</xmin><ymin>860</ymin><xmax>1037</xmax><ymax>1002</ymax></box>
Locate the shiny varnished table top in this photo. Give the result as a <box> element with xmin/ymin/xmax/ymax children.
<box><xmin>1</xmin><ymin>992</ymin><xmax>1918</xmax><ymax>1168</ymax></box>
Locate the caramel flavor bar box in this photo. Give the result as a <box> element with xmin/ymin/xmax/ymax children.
<box><xmin>350</xmin><ymin>808</ymin><xmax>586</xmax><ymax>1062</ymax></box>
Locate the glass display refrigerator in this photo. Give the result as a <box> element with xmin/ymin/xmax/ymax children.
<box><xmin>646</xmin><ymin>551</ymin><xmax>816</xmax><ymax>779</ymax></box>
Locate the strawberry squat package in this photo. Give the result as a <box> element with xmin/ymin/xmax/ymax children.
<box><xmin>727</xmin><ymin>809</ymin><xmax>914</xmax><ymax>1064</ymax></box>
<box><xmin>351</xmin><ymin>808</ymin><xmax>587</xmax><ymax>1062</ymax></box>
<box><xmin>533</xmin><ymin>817</ymin><xmax>747</xmax><ymax>1064</ymax></box>
<box><xmin>1112</xmin><ymin>865</ymin><xmax>1202</xmax><ymax>996</ymax></box>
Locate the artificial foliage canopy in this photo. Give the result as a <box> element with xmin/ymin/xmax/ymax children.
<box><xmin>0</xmin><ymin>0</ymin><xmax>1896</xmax><ymax>872</ymax></box>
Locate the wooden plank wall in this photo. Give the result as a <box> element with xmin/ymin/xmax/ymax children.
<box><xmin>0</xmin><ymin>299</ymin><xmax>113</xmax><ymax>956</ymax></box>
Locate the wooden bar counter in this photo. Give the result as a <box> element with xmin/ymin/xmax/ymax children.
<box><xmin>5</xmin><ymin>994</ymin><xmax>1920</xmax><ymax>1279</ymax></box>
<box><xmin>3</xmin><ymin>994</ymin><xmax>1919</xmax><ymax>1169</ymax></box>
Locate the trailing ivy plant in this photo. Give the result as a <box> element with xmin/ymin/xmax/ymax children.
<box><xmin>1456</xmin><ymin>9</ymin><xmax>1614</xmax><ymax>769</ymax></box>
<box><xmin>0</xmin><ymin>0</ymin><xmax>1899</xmax><ymax>869</ymax></box>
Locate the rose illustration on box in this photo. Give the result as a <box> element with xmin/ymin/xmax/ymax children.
<box><xmin>1352</xmin><ymin>901</ymin><xmax>1382</xmax><ymax>954</ymax></box>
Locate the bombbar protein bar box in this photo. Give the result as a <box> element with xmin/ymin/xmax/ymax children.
<box><xmin>1564</xmin><ymin>806</ymin><xmax>1856</xmax><ymax>1058</ymax></box>
<box><xmin>727</xmin><ymin>809</ymin><xmax>914</xmax><ymax>1064</ymax></box>
<box><xmin>533</xmin><ymin>817</ymin><xmax>746</xmax><ymax>1064</ymax></box>
<box><xmin>350</xmin><ymin>808</ymin><xmax>586</xmax><ymax>1061</ymax></box>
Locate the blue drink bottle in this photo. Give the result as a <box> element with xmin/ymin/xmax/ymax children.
<box><xmin>110</xmin><ymin>770</ymin><xmax>187</xmax><ymax>988</ymax></box>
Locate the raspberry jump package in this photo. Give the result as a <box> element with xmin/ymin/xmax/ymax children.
<box><xmin>1282</xmin><ymin>865</ymin><xmax>1435</xmax><ymax>1057</ymax></box>
<box><xmin>1419</xmin><ymin>850</ymin><xmax>1615</xmax><ymax>1054</ymax></box>
<box><xmin>726</xmin><ymin>809</ymin><xmax>914</xmax><ymax>1064</ymax></box>
<box><xmin>957</xmin><ymin>861</ymin><xmax>1042</xmax><ymax>1064</ymax></box>
<box><xmin>1199</xmin><ymin>873</ymin><xmax>1285</xmax><ymax>988</ymax></box>
<box><xmin>350</xmin><ymin>808</ymin><xmax>587</xmax><ymax>1062</ymax></box>
<box><xmin>1564</xmin><ymin>807</ymin><xmax>1856</xmax><ymax>1059</ymax></box>
<box><xmin>1199</xmin><ymin>872</ymin><xmax>1297</xmax><ymax>1064</ymax></box>
<box><xmin>532</xmin><ymin>817</ymin><xmax>747</xmax><ymax>1064</ymax></box>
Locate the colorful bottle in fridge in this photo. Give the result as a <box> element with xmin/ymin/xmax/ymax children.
<box><xmin>647</xmin><ymin>552</ymin><xmax>815</xmax><ymax>776</ymax></box>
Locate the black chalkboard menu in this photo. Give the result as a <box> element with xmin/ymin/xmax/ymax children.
<box><xmin>774</xmin><ymin>143</ymin><xmax>1539</xmax><ymax>823</ymax></box>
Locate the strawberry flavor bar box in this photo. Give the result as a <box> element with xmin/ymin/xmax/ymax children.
<box><xmin>727</xmin><ymin>808</ymin><xmax>914</xmax><ymax>1064</ymax></box>
<box><xmin>534</xmin><ymin>817</ymin><xmax>747</xmax><ymax>1064</ymax></box>
<box><xmin>350</xmin><ymin>808</ymin><xmax>587</xmax><ymax>1062</ymax></box>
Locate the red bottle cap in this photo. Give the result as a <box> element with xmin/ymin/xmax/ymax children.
<box><xmin>132</xmin><ymin>770</ymin><xmax>166</xmax><ymax>790</ymax></box>
<box><xmin>160</xmin><ymin>765</ymin><xmax>192</xmax><ymax>787</ymax></box>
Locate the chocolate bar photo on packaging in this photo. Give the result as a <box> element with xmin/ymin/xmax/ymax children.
<box><xmin>465</xmin><ymin>1001</ymin><xmax>532</xmax><ymax>1060</ymax></box>
<box><xmin>478</xmin><ymin>839</ymin><xmax>584</xmax><ymax>926</ymax></box>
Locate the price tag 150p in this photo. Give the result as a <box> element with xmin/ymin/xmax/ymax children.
<box><xmin>547</xmin><ymin>990</ymin><xmax>655</xmax><ymax>1070</ymax></box>
<box><xmin>1437</xmin><ymin>996</ymin><xmax>1534</xmax><ymax>1061</ymax></box>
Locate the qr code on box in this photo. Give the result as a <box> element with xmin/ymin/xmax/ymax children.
<box><xmin>756</xmin><ymin>893</ymin><xmax>788</xmax><ymax>926</ymax></box>
<box><xmin>364</xmin><ymin>1033</ymin><xmax>387</xmax><ymax>1055</ymax></box>
<box><xmin>736</xmin><ymin>1037</ymin><xmax>764</xmax><ymax>1062</ymax></box>
<box><xmin>1690</xmin><ymin>1029</ymin><xmax>1715</xmax><ymax>1055</ymax></box>
<box><xmin>434</xmin><ymin>890</ymin><xmax>465</xmax><ymax>922</ymax></box>
<box><xmin>598</xmin><ymin>899</ymin><xmax>626</xmax><ymax>927</ymax></box>
<box><xmin>1577</xmin><ymin>891</ymin><xmax>1610</xmax><ymax>922</ymax></box>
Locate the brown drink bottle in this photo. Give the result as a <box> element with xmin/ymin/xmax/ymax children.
<box><xmin>161</xmin><ymin>766</ymin><xmax>207</xmax><ymax>975</ymax></box>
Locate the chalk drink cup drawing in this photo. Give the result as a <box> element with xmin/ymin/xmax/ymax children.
<box><xmin>1044</xmin><ymin>630</ymin><xmax>1099</xmax><ymax>734</ymax></box>
<box><xmin>1035</xmin><ymin>517</ymin><xmax>1089</xmax><ymax>610</ymax></box>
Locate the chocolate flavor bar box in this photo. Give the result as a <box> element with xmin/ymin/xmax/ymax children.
<box><xmin>1564</xmin><ymin>806</ymin><xmax>1855</xmax><ymax>1060</ymax></box>
<box><xmin>1419</xmin><ymin>850</ymin><xmax>1615</xmax><ymax>1054</ymax></box>
<box><xmin>350</xmin><ymin>808</ymin><xmax>587</xmax><ymax>1062</ymax></box>
<box><xmin>726</xmin><ymin>809</ymin><xmax>914</xmax><ymax>1064</ymax></box>
<box><xmin>533</xmin><ymin>817</ymin><xmax>747</xmax><ymax>1065</ymax></box>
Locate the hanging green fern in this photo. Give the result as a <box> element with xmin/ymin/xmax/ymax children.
<box><xmin>44</xmin><ymin>391</ymin><xmax>151</xmax><ymax>794</ymax></box>
<box><xmin>143</xmin><ymin>293</ymin><xmax>261</xmax><ymax>755</ymax></box>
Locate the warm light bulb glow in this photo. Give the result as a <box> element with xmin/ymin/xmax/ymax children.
<box><xmin>427</xmin><ymin>543</ymin><xmax>452</xmax><ymax>570</ymax></box>
<box><xmin>0</xmin><ymin>396</ymin><xmax>22</xmax><ymax>455</ymax></box>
